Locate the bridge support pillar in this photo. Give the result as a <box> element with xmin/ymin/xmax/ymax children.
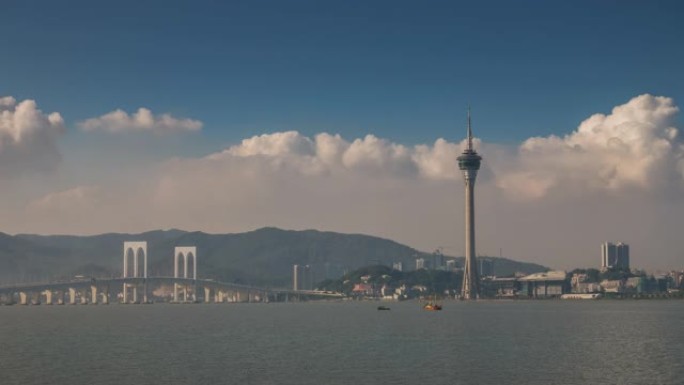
<box><xmin>204</xmin><ymin>287</ymin><xmax>211</xmax><ymax>303</ymax></box>
<box><xmin>68</xmin><ymin>288</ymin><xmax>77</xmax><ymax>305</ymax></box>
<box><xmin>102</xmin><ymin>291</ymin><xmax>109</xmax><ymax>304</ymax></box>
<box><xmin>80</xmin><ymin>289</ymin><xmax>88</xmax><ymax>305</ymax></box>
<box><xmin>43</xmin><ymin>290</ymin><xmax>53</xmax><ymax>305</ymax></box>
<box><xmin>173</xmin><ymin>283</ymin><xmax>179</xmax><ymax>303</ymax></box>
<box><xmin>19</xmin><ymin>292</ymin><xmax>28</xmax><ymax>305</ymax></box>
<box><xmin>90</xmin><ymin>286</ymin><xmax>98</xmax><ymax>305</ymax></box>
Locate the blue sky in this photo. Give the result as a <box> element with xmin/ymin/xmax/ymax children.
<box><xmin>1</xmin><ymin>1</ymin><xmax>683</xmax><ymax>269</ymax></box>
<box><xmin>2</xmin><ymin>0</ymin><xmax>682</xmax><ymax>148</ymax></box>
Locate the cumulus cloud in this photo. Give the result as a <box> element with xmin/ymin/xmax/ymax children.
<box><xmin>79</xmin><ymin>107</ymin><xmax>202</xmax><ymax>134</ymax></box>
<box><xmin>208</xmin><ymin>130</ymin><xmax>471</xmax><ymax>180</ymax></box>
<box><xmin>0</xmin><ymin>95</ymin><xmax>65</xmax><ymax>177</ymax></box>
<box><xmin>495</xmin><ymin>94</ymin><xmax>682</xmax><ymax>199</ymax></box>
<box><xmin>9</xmin><ymin>93</ymin><xmax>684</xmax><ymax>270</ymax></box>
<box><xmin>28</xmin><ymin>185</ymin><xmax>103</xmax><ymax>212</ymax></box>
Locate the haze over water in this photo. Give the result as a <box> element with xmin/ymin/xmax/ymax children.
<box><xmin>1</xmin><ymin>301</ymin><xmax>682</xmax><ymax>385</ymax></box>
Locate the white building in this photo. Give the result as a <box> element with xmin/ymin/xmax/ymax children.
<box><xmin>392</xmin><ymin>262</ymin><xmax>403</xmax><ymax>272</ymax></box>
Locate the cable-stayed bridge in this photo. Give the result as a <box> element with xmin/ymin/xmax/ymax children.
<box><xmin>0</xmin><ymin>242</ymin><xmax>343</xmax><ymax>305</ymax></box>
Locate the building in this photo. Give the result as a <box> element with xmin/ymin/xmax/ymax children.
<box><xmin>432</xmin><ymin>252</ymin><xmax>445</xmax><ymax>270</ymax></box>
<box><xmin>415</xmin><ymin>258</ymin><xmax>429</xmax><ymax>270</ymax></box>
<box><xmin>392</xmin><ymin>262</ymin><xmax>403</xmax><ymax>272</ymax></box>
<box><xmin>481</xmin><ymin>277</ymin><xmax>518</xmax><ymax>298</ymax></box>
<box><xmin>445</xmin><ymin>259</ymin><xmax>458</xmax><ymax>271</ymax></box>
<box><xmin>600</xmin><ymin>279</ymin><xmax>624</xmax><ymax>293</ymax></box>
<box><xmin>601</xmin><ymin>242</ymin><xmax>630</xmax><ymax>270</ymax></box>
<box><xmin>458</xmin><ymin>108</ymin><xmax>483</xmax><ymax>299</ymax></box>
<box><xmin>518</xmin><ymin>271</ymin><xmax>567</xmax><ymax>298</ymax></box>
<box><xmin>293</xmin><ymin>264</ymin><xmax>313</xmax><ymax>291</ymax></box>
<box><xmin>570</xmin><ymin>273</ymin><xmax>601</xmax><ymax>293</ymax></box>
<box><xmin>479</xmin><ymin>258</ymin><xmax>494</xmax><ymax>277</ymax></box>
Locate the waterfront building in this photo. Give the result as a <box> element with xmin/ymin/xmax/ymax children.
<box><xmin>481</xmin><ymin>277</ymin><xmax>519</xmax><ymax>298</ymax></box>
<box><xmin>458</xmin><ymin>108</ymin><xmax>483</xmax><ymax>299</ymax></box>
<box><xmin>570</xmin><ymin>273</ymin><xmax>601</xmax><ymax>293</ymax></box>
<box><xmin>600</xmin><ymin>279</ymin><xmax>624</xmax><ymax>293</ymax></box>
<box><xmin>670</xmin><ymin>271</ymin><xmax>684</xmax><ymax>289</ymax></box>
<box><xmin>624</xmin><ymin>277</ymin><xmax>646</xmax><ymax>294</ymax></box>
<box><xmin>518</xmin><ymin>271</ymin><xmax>567</xmax><ymax>298</ymax></box>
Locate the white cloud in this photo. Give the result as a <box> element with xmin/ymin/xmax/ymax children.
<box><xmin>495</xmin><ymin>94</ymin><xmax>682</xmax><ymax>199</ymax></box>
<box><xmin>79</xmin><ymin>107</ymin><xmax>202</xmax><ymax>134</ymax></box>
<box><xmin>208</xmin><ymin>130</ymin><xmax>469</xmax><ymax>180</ymax></box>
<box><xmin>0</xmin><ymin>95</ymin><xmax>65</xmax><ymax>177</ymax></box>
<box><xmin>28</xmin><ymin>185</ymin><xmax>102</xmax><ymax>212</ymax></box>
<box><xmin>8</xmin><ymin>94</ymin><xmax>684</xmax><ymax>270</ymax></box>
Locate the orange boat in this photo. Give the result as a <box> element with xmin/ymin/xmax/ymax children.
<box><xmin>423</xmin><ymin>295</ymin><xmax>443</xmax><ymax>311</ymax></box>
<box><xmin>423</xmin><ymin>303</ymin><xmax>442</xmax><ymax>311</ymax></box>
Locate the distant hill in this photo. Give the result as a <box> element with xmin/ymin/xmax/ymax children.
<box><xmin>0</xmin><ymin>227</ymin><xmax>549</xmax><ymax>288</ymax></box>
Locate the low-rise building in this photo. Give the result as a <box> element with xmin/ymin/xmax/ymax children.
<box><xmin>518</xmin><ymin>271</ymin><xmax>567</xmax><ymax>298</ymax></box>
<box><xmin>600</xmin><ymin>279</ymin><xmax>624</xmax><ymax>293</ymax></box>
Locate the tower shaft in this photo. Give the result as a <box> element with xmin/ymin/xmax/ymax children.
<box><xmin>461</xmin><ymin>178</ymin><xmax>479</xmax><ymax>299</ymax></box>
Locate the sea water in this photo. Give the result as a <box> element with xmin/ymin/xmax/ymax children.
<box><xmin>0</xmin><ymin>300</ymin><xmax>682</xmax><ymax>385</ymax></box>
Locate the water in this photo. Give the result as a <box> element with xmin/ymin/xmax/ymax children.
<box><xmin>1</xmin><ymin>300</ymin><xmax>682</xmax><ymax>385</ymax></box>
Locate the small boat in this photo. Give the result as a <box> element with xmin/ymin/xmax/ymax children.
<box><xmin>423</xmin><ymin>294</ymin><xmax>442</xmax><ymax>311</ymax></box>
<box><xmin>377</xmin><ymin>306</ymin><xmax>391</xmax><ymax>311</ymax></box>
<box><xmin>423</xmin><ymin>303</ymin><xmax>442</xmax><ymax>311</ymax></box>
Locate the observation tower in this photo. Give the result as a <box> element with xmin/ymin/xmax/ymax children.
<box><xmin>458</xmin><ymin>108</ymin><xmax>482</xmax><ymax>300</ymax></box>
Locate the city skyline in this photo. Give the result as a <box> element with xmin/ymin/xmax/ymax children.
<box><xmin>1</xmin><ymin>1</ymin><xmax>683</xmax><ymax>271</ymax></box>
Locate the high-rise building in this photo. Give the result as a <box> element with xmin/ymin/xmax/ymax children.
<box><xmin>601</xmin><ymin>242</ymin><xmax>630</xmax><ymax>270</ymax></box>
<box><xmin>479</xmin><ymin>258</ymin><xmax>494</xmax><ymax>277</ymax></box>
<box><xmin>415</xmin><ymin>258</ymin><xmax>428</xmax><ymax>270</ymax></box>
<box><xmin>616</xmin><ymin>243</ymin><xmax>629</xmax><ymax>269</ymax></box>
<box><xmin>293</xmin><ymin>264</ymin><xmax>313</xmax><ymax>291</ymax></box>
<box><xmin>432</xmin><ymin>251</ymin><xmax>445</xmax><ymax>270</ymax></box>
<box><xmin>458</xmin><ymin>108</ymin><xmax>482</xmax><ymax>299</ymax></box>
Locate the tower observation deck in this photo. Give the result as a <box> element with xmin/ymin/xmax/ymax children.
<box><xmin>458</xmin><ymin>108</ymin><xmax>482</xmax><ymax>300</ymax></box>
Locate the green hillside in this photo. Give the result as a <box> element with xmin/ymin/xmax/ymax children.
<box><xmin>0</xmin><ymin>227</ymin><xmax>549</xmax><ymax>288</ymax></box>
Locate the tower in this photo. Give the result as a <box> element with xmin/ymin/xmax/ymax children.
<box><xmin>458</xmin><ymin>108</ymin><xmax>482</xmax><ymax>299</ymax></box>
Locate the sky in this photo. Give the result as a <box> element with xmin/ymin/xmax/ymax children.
<box><xmin>1</xmin><ymin>0</ymin><xmax>683</xmax><ymax>271</ymax></box>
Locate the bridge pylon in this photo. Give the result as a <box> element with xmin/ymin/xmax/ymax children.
<box><xmin>174</xmin><ymin>247</ymin><xmax>197</xmax><ymax>302</ymax></box>
<box><xmin>123</xmin><ymin>242</ymin><xmax>147</xmax><ymax>304</ymax></box>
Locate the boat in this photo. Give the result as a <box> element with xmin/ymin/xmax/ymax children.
<box><xmin>423</xmin><ymin>295</ymin><xmax>442</xmax><ymax>311</ymax></box>
<box><xmin>377</xmin><ymin>306</ymin><xmax>391</xmax><ymax>311</ymax></box>
<box><xmin>423</xmin><ymin>303</ymin><xmax>442</xmax><ymax>311</ymax></box>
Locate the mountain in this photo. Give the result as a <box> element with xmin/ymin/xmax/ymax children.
<box><xmin>0</xmin><ymin>227</ymin><xmax>549</xmax><ymax>287</ymax></box>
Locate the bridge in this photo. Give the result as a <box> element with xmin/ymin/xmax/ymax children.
<box><xmin>0</xmin><ymin>242</ymin><xmax>343</xmax><ymax>305</ymax></box>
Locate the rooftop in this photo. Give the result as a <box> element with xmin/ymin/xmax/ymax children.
<box><xmin>519</xmin><ymin>270</ymin><xmax>567</xmax><ymax>282</ymax></box>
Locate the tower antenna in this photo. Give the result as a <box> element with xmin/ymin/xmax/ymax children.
<box><xmin>467</xmin><ymin>105</ymin><xmax>473</xmax><ymax>151</ymax></box>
